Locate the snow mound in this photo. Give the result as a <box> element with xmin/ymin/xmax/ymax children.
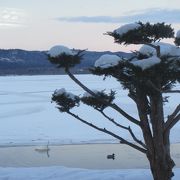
<box><xmin>139</xmin><ymin>42</ymin><xmax>180</xmax><ymax>57</ymax></box>
<box><xmin>94</xmin><ymin>54</ymin><xmax>122</xmax><ymax>69</ymax></box>
<box><xmin>54</xmin><ymin>88</ymin><xmax>77</xmax><ymax>100</ymax></box>
<box><xmin>114</xmin><ymin>23</ymin><xmax>141</xmax><ymax>36</ymax></box>
<box><xmin>131</xmin><ymin>56</ymin><xmax>161</xmax><ymax>70</ymax></box>
<box><xmin>48</xmin><ymin>45</ymin><xmax>74</xmax><ymax>57</ymax></box>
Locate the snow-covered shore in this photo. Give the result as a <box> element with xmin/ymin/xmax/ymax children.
<box><xmin>0</xmin><ymin>166</ymin><xmax>179</xmax><ymax>180</ymax></box>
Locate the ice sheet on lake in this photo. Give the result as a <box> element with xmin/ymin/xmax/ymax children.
<box><xmin>0</xmin><ymin>75</ymin><xmax>179</xmax><ymax>146</ymax></box>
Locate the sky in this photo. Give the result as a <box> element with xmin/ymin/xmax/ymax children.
<box><xmin>0</xmin><ymin>0</ymin><xmax>180</xmax><ymax>52</ymax></box>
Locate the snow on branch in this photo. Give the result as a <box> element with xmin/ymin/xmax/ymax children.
<box><xmin>48</xmin><ymin>45</ymin><xmax>84</xmax><ymax>68</ymax></box>
<box><xmin>52</xmin><ymin>88</ymin><xmax>80</xmax><ymax>112</ymax></box>
<box><xmin>131</xmin><ymin>56</ymin><xmax>161</xmax><ymax>70</ymax></box>
<box><xmin>94</xmin><ymin>54</ymin><xmax>122</xmax><ymax>69</ymax></box>
<box><xmin>81</xmin><ymin>90</ymin><xmax>115</xmax><ymax>111</ymax></box>
<box><xmin>107</xmin><ymin>22</ymin><xmax>174</xmax><ymax>45</ymax></box>
<box><xmin>176</xmin><ymin>30</ymin><xmax>180</xmax><ymax>38</ymax></box>
<box><xmin>48</xmin><ymin>45</ymin><xmax>74</xmax><ymax>57</ymax></box>
<box><xmin>175</xmin><ymin>30</ymin><xmax>180</xmax><ymax>46</ymax></box>
<box><xmin>139</xmin><ymin>42</ymin><xmax>180</xmax><ymax>57</ymax></box>
<box><xmin>113</xmin><ymin>23</ymin><xmax>141</xmax><ymax>36</ymax></box>
<box><xmin>53</xmin><ymin>88</ymin><xmax>77</xmax><ymax>100</ymax></box>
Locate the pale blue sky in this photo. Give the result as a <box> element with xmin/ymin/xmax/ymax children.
<box><xmin>0</xmin><ymin>0</ymin><xmax>180</xmax><ymax>51</ymax></box>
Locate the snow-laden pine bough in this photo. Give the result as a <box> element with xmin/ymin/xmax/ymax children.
<box><xmin>48</xmin><ymin>22</ymin><xmax>180</xmax><ymax>180</ymax></box>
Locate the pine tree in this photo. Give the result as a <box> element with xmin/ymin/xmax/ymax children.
<box><xmin>48</xmin><ymin>22</ymin><xmax>180</xmax><ymax>180</ymax></box>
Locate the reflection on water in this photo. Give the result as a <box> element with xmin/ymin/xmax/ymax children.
<box><xmin>0</xmin><ymin>144</ymin><xmax>179</xmax><ymax>169</ymax></box>
<box><xmin>34</xmin><ymin>141</ymin><xmax>50</xmax><ymax>158</ymax></box>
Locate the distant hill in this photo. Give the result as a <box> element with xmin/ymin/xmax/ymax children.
<box><xmin>0</xmin><ymin>49</ymin><xmax>131</xmax><ymax>75</ymax></box>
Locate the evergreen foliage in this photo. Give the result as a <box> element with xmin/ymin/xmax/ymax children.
<box><xmin>48</xmin><ymin>50</ymin><xmax>84</xmax><ymax>68</ymax></box>
<box><xmin>107</xmin><ymin>22</ymin><xmax>174</xmax><ymax>45</ymax></box>
<box><xmin>52</xmin><ymin>91</ymin><xmax>80</xmax><ymax>112</ymax></box>
<box><xmin>81</xmin><ymin>90</ymin><xmax>115</xmax><ymax>111</ymax></box>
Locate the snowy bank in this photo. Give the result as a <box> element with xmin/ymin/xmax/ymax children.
<box><xmin>0</xmin><ymin>166</ymin><xmax>179</xmax><ymax>180</ymax></box>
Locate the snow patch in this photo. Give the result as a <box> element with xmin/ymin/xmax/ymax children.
<box><xmin>94</xmin><ymin>54</ymin><xmax>122</xmax><ymax>68</ymax></box>
<box><xmin>48</xmin><ymin>45</ymin><xmax>74</xmax><ymax>57</ymax></box>
<box><xmin>131</xmin><ymin>56</ymin><xmax>161</xmax><ymax>70</ymax></box>
<box><xmin>114</xmin><ymin>23</ymin><xmax>141</xmax><ymax>36</ymax></box>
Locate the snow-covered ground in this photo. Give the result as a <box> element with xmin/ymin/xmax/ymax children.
<box><xmin>0</xmin><ymin>74</ymin><xmax>179</xmax><ymax>179</ymax></box>
<box><xmin>0</xmin><ymin>166</ymin><xmax>179</xmax><ymax>180</ymax></box>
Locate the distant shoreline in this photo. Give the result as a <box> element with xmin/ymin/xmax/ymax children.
<box><xmin>0</xmin><ymin>141</ymin><xmax>180</xmax><ymax>148</ymax></box>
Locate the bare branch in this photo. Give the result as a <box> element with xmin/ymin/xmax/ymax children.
<box><xmin>163</xmin><ymin>90</ymin><xmax>180</xmax><ymax>94</ymax></box>
<box><xmin>146</xmin><ymin>81</ymin><xmax>180</xmax><ymax>95</ymax></box>
<box><xmin>98</xmin><ymin>110</ymin><xmax>146</xmax><ymax>149</ymax></box>
<box><xmin>127</xmin><ymin>126</ymin><xmax>147</xmax><ymax>149</ymax></box>
<box><xmin>67</xmin><ymin>110</ymin><xmax>147</xmax><ymax>154</ymax></box>
<box><xmin>98</xmin><ymin>110</ymin><xmax>129</xmax><ymax>129</ymax></box>
<box><xmin>128</xmin><ymin>91</ymin><xmax>137</xmax><ymax>104</ymax></box>
<box><xmin>164</xmin><ymin>104</ymin><xmax>180</xmax><ymax>132</ymax></box>
<box><xmin>146</xmin><ymin>81</ymin><xmax>180</xmax><ymax>94</ymax></box>
<box><xmin>65</xmin><ymin>68</ymin><xmax>140</xmax><ymax>126</ymax></box>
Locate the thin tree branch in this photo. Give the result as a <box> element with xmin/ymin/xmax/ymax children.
<box><xmin>146</xmin><ymin>81</ymin><xmax>180</xmax><ymax>94</ymax></box>
<box><xmin>128</xmin><ymin>91</ymin><xmax>137</xmax><ymax>104</ymax></box>
<box><xmin>67</xmin><ymin>110</ymin><xmax>147</xmax><ymax>154</ymax></box>
<box><xmin>164</xmin><ymin>104</ymin><xmax>180</xmax><ymax>132</ymax></box>
<box><xmin>98</xmin><ymin>110</ymin><xmax>129</xmax><ymax>129</ymax></box>
<box><xmin>65</xmin><ymin>68</ymin><xmax>140</xmax><ymax>126</ymax></box>
<box><xmin>146</xmin><ymin>81</ymin><xmax>180</xmax><ymax>95</ymax></box>
<box><xmin>163</xmin><ymin>90</ymin><xmax>180</xmax><ymax>94</ymax></box>
<box><xmin>98</xmin><ymin>110</ymin><xmax>146</xmax><ymax>149</ymax></box>
<box><xmin>127</xmin><ymin>126</ymin><xmax>147</xmax><ymax>149</ymax></box>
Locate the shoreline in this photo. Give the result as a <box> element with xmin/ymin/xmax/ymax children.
<box><xmin>0</xmin><ymin>141</ymin><xmax>180</xmax><ymax>148</ymax></box>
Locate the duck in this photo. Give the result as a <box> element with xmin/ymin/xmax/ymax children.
<box><xmin>107</xmin><ymin>153</ymin><xmax>115</xmax><ymax>160</ymax></box>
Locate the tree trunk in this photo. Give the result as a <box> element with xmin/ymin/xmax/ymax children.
<box><xmin>147</xmin><ymin>139</ymin><xmax>175</xmax><ymax>180</ymax></box>
<box><xmin>136</xmin><ymin>85</ymin><xmax>175</xmax><ymax>180</ymax></box>
<box><xmin>148</xmin><ymin>92</ymin><xmax>175</xmax><ymax>180</ymax></box>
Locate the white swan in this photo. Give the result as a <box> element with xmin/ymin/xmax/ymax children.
<box><xmin>35</xmin><ymin>141</ymin><xmax>50</xmax><ymax>152</ymax></box>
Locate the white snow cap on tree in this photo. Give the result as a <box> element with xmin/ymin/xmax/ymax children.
<box><xmin>83</xmin><ymin>90</ymin><xmax>99</xmax><ymax>98</ymax></box>
<box><xmin>139</xmin><ymin>42</ymin><xmax>180</xmax><ymax>56</ymax></box>
<box><xmin>114</xmin><ymin>23</ymin><xmax>141</xmax><ymax>36</ymax></box>
<box><xmin>94</xmin><ymin>54</ymin><xmax>122</xmax><ymax>69</ymax></box>
<box><xmin>53</xmin><ymin>88</ymin><xmax>77</xmax><ymax>100</ymax></box>
<box><xmin>176</xmin><ymin>30</ymin><xmax>180</xmax><ymax>38</ymax></box>
<box><xmin>131</xmin><ymin>56</ymin><xmax>161</xmax><ymax>70</ymax></box>
<box><xmin>48</xmin><ymin>45</ymin><xmax>74</xmax><ymax>57</ymax></box>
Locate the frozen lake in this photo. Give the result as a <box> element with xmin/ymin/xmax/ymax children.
<box><xmin>0</xmin><ymin>75</ymin><xmax>179</xmax><ymax>146</ymax></box>
<box><xmin>0</xmin><ymin>143</ymin><xmax>180</xmax><ymax>169</ymax></box>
